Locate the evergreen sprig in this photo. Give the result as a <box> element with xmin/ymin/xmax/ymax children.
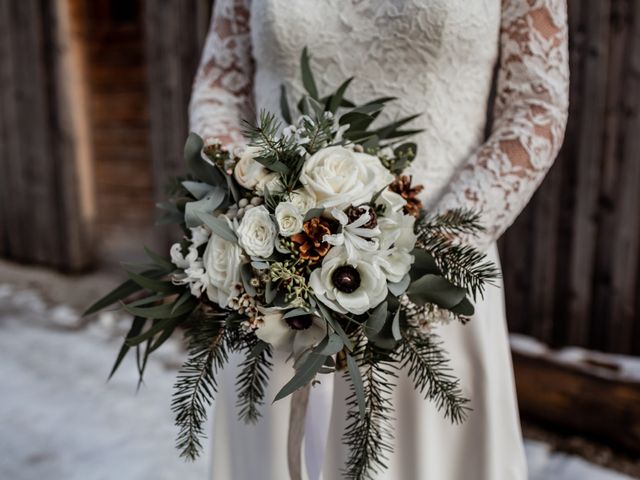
<box><xmin>399</xmin><ymin>333</ymin><xmax>470</xmax><ymax>424</ymax></box>
<box><xmin>419</xmin><ymin>208</ymin><xmax>485</xmax><ymax>237</ymax></box>
<box><xmin>172</xmin><ymin>313</ymin><xmax>233</xmax><ymax>461</ymax></box>
<box><xmin>343</xmin><ymin>345</ymin><xmax>397</xmax><ymax>480</ymax></box>
<box><xmin>417</xmin><ymin>234</ymin><xmax>500</xmax><ymax>301</ymax></box>
<box><xmin>235</xmin><ymin>338</ymin><xmax>273</xmax><ymax>424</ymax></box>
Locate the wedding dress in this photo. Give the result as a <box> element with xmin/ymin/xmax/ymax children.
<box><xmin>189</xmin><ymin>1</ymin><xmax>569</xmax><ymax>478</ymax></box>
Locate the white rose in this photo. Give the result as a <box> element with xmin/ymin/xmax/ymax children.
<box><xmin>237</xmin><ymin>205</ymin><xmax>277</xmax><ymax>258</ymax></box>
<box><xmin>310</xmin><ymin>247</ymin><xmax>387</xmax><ymax>315</ymax></box>
<box><xmin>234</xmin><ymin>146</ymin><xmax>269</xmax><ymax>190</ymax></box>
<box><xmin>378</xmin><ymin>210</ymin><xmax>417</xmax><ymax>251</ymax></box>
<box><xmin>376</xmin><ymin>189</ymin><xmax>406</xmax><ymax>214</ymax></box>
<box><xmin>202</xmin><ymin>227</ymin><xmax>243</xmax><ymax>307</ymax></box>
<box><xmin>275</xmin><ymin>202</ymin><xmax>304</xmax><ymax>236</ymax></box>
<box><xmin>299</xmin><ymin>146</ymin><xmax>394</xmax><ymax>210</ymax></box>
<box><xmin>289</xmin><ymin>189</ymin><xmax>316</xmax><ymax>214</ymax></box>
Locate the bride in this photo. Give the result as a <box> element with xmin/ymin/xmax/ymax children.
<box><xmin>189</xmin><ymin>1</ymin><xmax>569</xmax><ymax>479</ymax></box>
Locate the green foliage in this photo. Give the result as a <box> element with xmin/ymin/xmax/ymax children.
<box><xmin>420</xmin><ymin>208</ymin><xmax>485</xmax><ymax>237</ymax></box>
<box><xmin>343</xmin><ymin>344</ymin><xmax>397</xmax><ymax>480</ymax></box>
<box><xmin>398</xmin><ymin>334</ymin><xmax>470</xmax><ymax>424</ymax></box>
<box><xmin>235</xmin><ymin>339</ymin><xmax>273</xmax><ymax>424</ymax></box>
<box><xmin>417</xmin><ymin>232</ymin><xmax>500</xmax><ymax>301</ymax></box>
<box><xmin>406</xmin><ymin>274</ymin><xmax>467</xmax><ymax>309</ymax></box>
<box><xmin>172</xmin><ymin>313</ymin><xmax>234</xmax><ymax>461</ymax></box>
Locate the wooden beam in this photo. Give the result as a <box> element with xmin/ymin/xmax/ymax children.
<box><xmin>512</xmin><ymin>340</ymin><xmax>640</xmax><ymax>454</ymax></box>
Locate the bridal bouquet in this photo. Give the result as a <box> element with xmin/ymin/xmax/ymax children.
<box><xmin>87</xmin><ymin>49</ymin><xmax>498</xmax><ymax>479</ymax></box>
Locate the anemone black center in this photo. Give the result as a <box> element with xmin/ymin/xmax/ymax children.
<box><xmin>331</xmin><ymin>265</ymin><xmax>361</xmax><ymax>293</ymax></box>
<box><xmin>285</xmin><ymin>315</ymin><xmax>313</xmax><ymax>330</ymax></box>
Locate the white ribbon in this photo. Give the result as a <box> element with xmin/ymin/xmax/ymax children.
<box><xmin>287</xmin><ymin>376</ymin><xmax>335</xmax><ymax>480</ymax></box>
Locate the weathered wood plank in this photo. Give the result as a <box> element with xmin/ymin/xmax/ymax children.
<box><xmin>566</xmin><ymin>0</ymin><xmax>611</xmax><ymax>347</ymax></box>
<box><xmin>512</xmin><ymin>341</ymin><xmax>640</xmax><ymax>454</ymax></box>
<box><xmin>0</xmin><ymin>0</ymin><xmax>96</xmax><ymax>270</ymax></box>
<box><xmin>607</xmin><ymin>0</ymin><xmax>640</xmax><ymax>353</ymax></box>
<box><xmin>144</xmin><ymin>0</ymin><xmax>212</xmax><ymax>247</ymax></box>
<box><xmin>589</xmin><ymin>0</ymin><xmax>630</xmax><ymax>351</ymax></box>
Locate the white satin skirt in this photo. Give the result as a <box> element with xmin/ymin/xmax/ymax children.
<box><xmin>209</xmin><ymin>244</ymin><xmax>526</xmax><ymax>479</ymax></box>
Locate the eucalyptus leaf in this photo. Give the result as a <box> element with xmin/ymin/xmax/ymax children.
<box><xmin>303</xmin><ymin>207</ymin><xmax>325</xmax><ymax>222</ymax></box>
<box><xmin>283</xmin><ymin>308</ymin><xmax>312</xmax><ymax>319</ymax></box>
<box><xmin>274</xmin><ymin>350</ymin><xmax>327</xmax><ymax>402</ymax></box>
<box><xmin>182</xmin><ymin>181</ymin><xmax>215</xmax><ymax>200</ymax></box>
<box><xmin>144</xmin><ymin>246</ymin><xmax>175</xmax><ymax>273</ymax></box>
<box><xmin>198</xmin><ymin>212</ymin><xmax>238</xmax><ymax>243</ymax></box>
<box><xmin>316</xmin><ymin>302</ymin><xmax>354</xmax><ymax>351</ymax></box>
<box><xmin>123</xmin><ymin>297</ymin><xmax>197</xmax><ymax>321</ymax></box>
<box><xmin>108</xmin><ymin>317</ymin><xmax>146</xmax><ymax>379</ymax></box>
<box><xmin>83</xmin><ymin>269</ymin><xmax>166</xmax><ymax>316</ymax></box>
<box><xmin>374</xmin><ymin>114</ymin><xmax>421</xmax><ymax>139</ymax></box>
<box><xmin>315</xmin><ymin>333</ymin><xmax>344</xmax><ymax>356</ymax></box>
<box><xmin>301</xmin><ymin>47</ymin><xmax>319</xmax><ymax>100</ymax></box>
<box><xmin>184</xmin><ymin>188</ymin><xmax>227</xmax><ymax>228</ymax></box>
<box><xmin>450</xmin><ymin>297</ymin><xmax>475</xmax><ymax>317</ymax></box>
<box><xmin>265</xmin><ymin>280</ymin><xmax>278</xmax><ymax>304</ymax></box>
<box><xmin>391</xmin><ymin>308</ymin><xmax>402</xmax><ymax>341</ymax></box>
<box><xmin>406</xmin><ymin>274</ymin><xmax>467</xmax><ymax>309</ymax></box>
<box><xmin>346</xmin><ymin>353</ymin><xmax>365</xmax><ymax>419</ymax></box>
<box><xmin>280</xmin><ymin>84</ymin><xmax>292</xmax><ymax>124</ymax></box>
<box><xmin>125</xmin><ymin>270</ymin><xmax>177</xmax><ymax>294</ymax></box>
<box><xmin>126</xmin><ymin>316</ymin><xmax>185</xmax><ymax>346</ymax></box>
<box><xmin>241</xmin><ymin>263</ymin><xmax>257</xmax><ymax>297</ymax></box>
<box><xmin>365</xmin><ymin>301</ymin><xmax>387</xmax><ymax>337</ymax></box>
<box><xmin>410</xmin><ymin>249</ymin><xmax>441</xmax><ymax>281</ymax></box>
<box><xmin>184</xmin><ymin>132</ymin><xmax>225</xmax><ymax>186</ymax></box>
<box><xmin>328</xmin><ymin>77</ymin><xmax>354</xmax><ymax>113</ymax></box>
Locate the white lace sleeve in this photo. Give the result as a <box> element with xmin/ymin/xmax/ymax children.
<box><xmin>189</xmin><ymin>0</ymin><xmax>254</xmax><ymax>147</ymax></box>
<box><xmin>434</xmin><ymin>0</ymin><xmax>569</xmax><ymax>249</ymax></box>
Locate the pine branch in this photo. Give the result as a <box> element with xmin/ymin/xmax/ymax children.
<box><xmin>417</xmin><ymin>234</ymin><xmax>500</xmax><ymax>300</ymax></box>
<box><xmin>235</xmin><ymin>338</ymin><xmax>273</xmax><ymax>424</ymax></box>
<box><xmin>399</xmin><ymin>333</ymin><xmax>470</xmax><ymax>424</ymax></box>
<box><xmin>418</xmin><ymin>208</ymin><xmax>485</xmax><ymax>237</ymax></box>
<box><xmin>171</xmin><ymin>314</ymin><xmax>231</xmax><ymax>461</ymax></box>
<box><xmin>343</xmin><ymin>345</ymin><xmax>397</xmax><ymax>480</ymax></box>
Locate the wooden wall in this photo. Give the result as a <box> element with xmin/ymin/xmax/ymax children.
<box><xmin>500</xmin><ymin>0</ymin><xmax>640</xmax><ymax>355</ymax></box>
<box><xmin>75</xmin><ymin>0</ymin><xmax>158</xmax><ymax>263</ymax></box>
<box><xmin>0</xmin><ymin>0</ymin><xmax>95</xmax><ymax>271</ymax></box>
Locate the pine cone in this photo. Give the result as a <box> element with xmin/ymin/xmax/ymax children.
<box><xmin>291</xmin><ymin>217</ymin><xmax>334</xmax><ymax>264</ymax></box>
<box><xmin>390</xmin><ymin>175</ymin><xmax>424</xmax><ymax>217</ymax></box>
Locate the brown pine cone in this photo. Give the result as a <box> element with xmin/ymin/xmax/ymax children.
<box><xmin>291</xmin><ymin>217</ymin><xmax>334</xmax><ymax>264</ymax></box>
<box><xmin>390</xmin><ymin>175</ymin><xmax>424</xmax><ymax>217</ymax></box>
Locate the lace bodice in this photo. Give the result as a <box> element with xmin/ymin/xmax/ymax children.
<box><xmin>190</xmin><ymin>0</ymin><xmax>569</xmax><ymax>249</ymax></box>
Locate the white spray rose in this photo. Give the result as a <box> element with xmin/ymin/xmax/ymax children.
<box><xmin>299</xmin><ymin>146</ymin><xmax>394</xmax><ymax>210</ymax></box>
<box><xmin>237</xmin><ymin>205</ymin><xmax>277</xmax><ymax>258</ymax></box>
<box><xmin>202</xmin><ymin>227</ymin><xmax>243</xmax><ymax>308</ymax></box>
<box><xmin>234</xmin><ymin>146</ymin><xmax>269</xmax><ymax>190</ymax></box>
<box><xmin>289</xmin><ymin>189</ymin><xmax>316</xmax><ymax>214</ymax></box>
<box><xmin>275</xmin><ymin>202</ymin><xmax>304</xmax><ymax>237</ymax></box>
<box><xmin>310</xmin><ymin>247</ymin><xmax>387</xmax><ymax>315</ymax></box>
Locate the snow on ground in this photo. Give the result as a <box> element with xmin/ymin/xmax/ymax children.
<box><xmin>0</xmin><ymin>283</ymin><xmax>636</xmax><ymax>480</ymax></box>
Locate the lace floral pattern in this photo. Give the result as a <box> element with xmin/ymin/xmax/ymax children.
<box><xmin>189</xmin><ymin>0</ymin><xmax>254</xmax><ymax>147</ymax></box>
<box><xmin>189</xmin><ymin>0</ymin><xmax>569</xmax><ymax>249</ymax></box>
<box><xmin>435</xmin><ymin>0</ymin><xmax>570</xmax><ymax>248</ymax></box>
